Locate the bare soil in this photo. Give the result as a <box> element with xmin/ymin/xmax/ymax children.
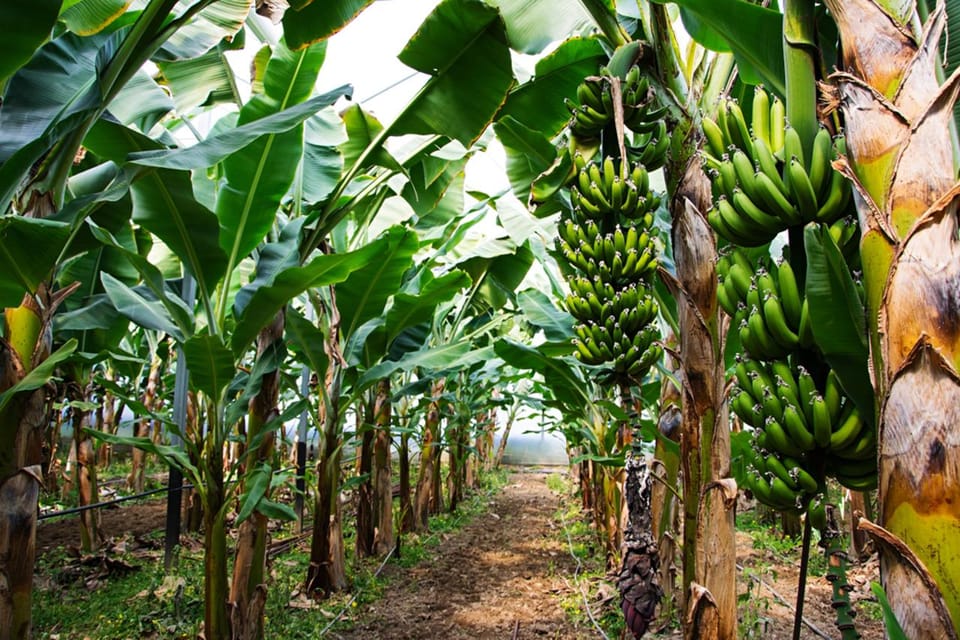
<box><xmin>35</xmin><ymin>470</ymin><xmax>886</xmax><ymax>639</ymax></box>
<box><xmin>339</xmin><ymin>469</ymin><xmax>596</xmax><ymax>639</ymax></box>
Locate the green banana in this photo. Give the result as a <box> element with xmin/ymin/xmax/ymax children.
<box><xmin>766</xmin><ymin>453</ymin><xmax>800</xmax><ymax>491</ymax></box>
<box><xmin>752</xmin><ymin>135</ymin><xmax>788</xmax><ymax>195</ymax></box>
<box><xmin>786</xmin><ymin>156</ymin><xmax>820</xmax><ymax>222</ymax></box>
<box><xmin>754</xmin><ymin>170</ymin><xmax>803</xmax><ymax>226</ymax></box>
<box><xmin>768</xmin><ymin>100</ymin><xmax>784</xmax><ymax>156</ymax></box>
<box><xmin>829</xmin><ymin>405</ymin><xmax>865</xmax><ymax>451</ymax></box>
<box><xmin>764</xmin><ymin>416</ymin><xmax>805</xmax><ymax>458</ymax></box>
<box><xmin>781</xmin><ymin>404</ymin><xmax>816</xmax><ymax>452</ymax></box>
<box><xmin>731</xmin><ymin>188</ymin><xmax>782</xmax><ymax>237</ymax></box>
<box><xmin>812</xmin><ymin>392</ymin><xmax>833</xmax><ymax>449</ymax></box>
<box><xmin>761</xmin><ymin>292</ymin><xmax>801</xmax><ymax>350</ymax></box>
<box><xmin>807</xmin><ymin>126</ymin><xmax>833</xmax><ymax>202</ymax></box>
<box><xmin>774</xmin><ymin>259</ymin><xmax>803</xmax><ymax>331</ymax></box>
<box><xmin>702</xmin><ymin>116</ymin><xmax>727</xmax><ymax>161</ymax></box>
<box><xmin>752</xmin><ymin>86</ymin><xmax>771</xmax><ymax>148</ymax></box>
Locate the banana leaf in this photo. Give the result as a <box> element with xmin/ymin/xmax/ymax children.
<box><xmin>390</xmin><ymin>0</ymin><xmax>514</xmax><ymax>147</ymax></box>
<box><xmin>0</xmin><ymin>217</ymin><xmax>72</xmax><ymax>306</ymax></box>
<box><xmin>804</xmin><ymin>224</ymin><xmax>875</xmax><ymax>427</ymax></box>
<box><xmin>230</xmin><ymin>238</ymin><xmax>386</xmax><ymax>353</ymax></box>
<box><xmin>183</xmin><ymin>332</ymin><xmax>234</xmax><ymax>400</ymax></box>
<box><xmin>214</xmin><ymin>40</ymin><xmax>329</xmax><ymax>272</ymax></box>
<box><xmin>335</xmin><ymin>227</ymin><xmax>420</xmax><ymax>343</ymax></box>
<box><xmin>0</xmin><ymin>0</ymin><xmax>60</xmax><ymax>84</ymax></box>
<box><xmin>498</xmin><ymin>36</ymin><xmax>606</xmax><ymax>137</ymax></box>
<box><xmin>650</xmin><ymin>0</ymin><xmax>785</xmax><ymax>95</ymax></box>
<box><xmin>486</xmin><ymin>0</ymin><xmax>593</xmax><ymax>54</ymax></box>
<box><xmin>517</xmin><ymin>288</ymin><xmax>574</xmax><ymax>343</ymax></box>
<box><xmin>282</xmin><ymin>0</ymin><xmax>376</xmax><ymax>51</ymax></box>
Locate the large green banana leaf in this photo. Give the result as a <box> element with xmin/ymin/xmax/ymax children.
<box><xmin>0</xmin><ymin>0</ymin><xmax>60</xmax><ymax>84</ymax></box>
<box><xmin>494</xmin><ymin>339</ymin><xmax>590</xmax><ymax>412</ymax></box>
<box><xmin>0</xmin><ymin>29</ymin><xmax>116</xmax><ymax>202</ymax></box>
<box><xmin>214</xmin><ymin>39</ymin><xmax>328</xmax><ymax>277</ymax></box>
<box><xmin>60</xmin><ymin>0</ymin><xmax>133</xmax><ymax>36</ymax></box>
<box><xmin>390</xmin><ymin>0</ymin><xmax>514</xmax><ymax>147</ymax></box>
<box><xmin>486</xmin><ymin>0</ymin><xmax>593</xmax><ymax>54</ymax></box>
<box><xmin>154</xmin><ymin>0</ymin><xmax>250</xmax><ymax>61</ymax></box>
<box><xmin>335</xmin><ymin>226</ymin><xmax>420</xmax><ymax>346</ymax></box>
<box><xmin>498</xmin><ymin>36</ymin><xmax>606</xmax><ymax>137</ymax></box>
<box><xmin>282</xmin><ymin>0</ymin><xmax>376</xmax><ymax>51</ymax></box>
<box><xmin>230</xmin><ymin>239</ymin><xmax>386</xmax><ymax>353</ymax></box>
<box><xmin>358</xmin><ymin>342</ymin><xmax>495</xmax><ymax>389</ymax></box>
<box><xmin>651</xmin><ymin>0</ymin><xmax>785</xmax><ymax>94</ymax></box>
<box><xmin>156</xmin><ymin>46</ymin><xmax>239</xmax><ymax>112</ymax></box>
<box><xmin>517</xmin><ymin>288</ymin><xmax>574</xmax><ymax>343</ymax></box>
<box><xmin>494</xmin><ymin>116</ymin><xmax>558</xmax><ymax>204</ymax></box>
<box><xmin>0</xmin><ymin>218</ymin><xmax>72</xmax><ymax>306</ymax></box>
<box><xmin>354</xmin><ymin>269</ymin><xmax>473</xmax><ymax>366</ymax></box>
<box><xmin>183</xmin><ymin>332</ymin><xmax>235</xmax><ymax>400</ymax></box>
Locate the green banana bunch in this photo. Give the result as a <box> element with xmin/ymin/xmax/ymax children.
<box><xmin>567</xmin><ymin>65</ymin><xmax>668</xmax><ymax>141</ymax></box>
<box><xmin>743</xmin><ymin>446</ymin><xmax>821</xmax><ymax>513</ymax></box>
<box><xmin>571</xmin><ymin>155</ymin><xmax>662</xmax><ymax>225</ymax></box>
<box><xmin>702</xmin><ymin>88</ymin><xmax>855</xmax><ymax>246</ymax></box>
<box><xmin>626</xmin><ymin>120</ymin><xmax>669</xmax><ymax>172</ymax></box>
<box><xmin>716</xmin><ymin>251</ymin><xmax>812</xmax><ymax>359</ymax></box>
<box><xmin>731</xmin><ymin>355</ymin><xmax>877</xmax><ymax>495</ymax></box>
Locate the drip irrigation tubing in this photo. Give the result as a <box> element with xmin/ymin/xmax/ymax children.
<box><xmin>38</xmin><ymin>465</ymin><xmax>301</xmax><ymax>522</ymax></box>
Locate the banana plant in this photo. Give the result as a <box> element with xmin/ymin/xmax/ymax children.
<box><xmin>0</xmin><ymin>1</ymin><xmax>249</xmax><ymax>635</ymax></box>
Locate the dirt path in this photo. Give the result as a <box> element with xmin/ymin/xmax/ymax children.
<box><xmin>340</xmin><ymin>469</ymin><xmax>597</xmax><ymax>640</ymax></box>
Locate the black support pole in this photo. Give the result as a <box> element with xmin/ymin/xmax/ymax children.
<box><xmin>165</xmin><ymin>275</ymin><xmax>195</xmax><ymax>570</ymax></box>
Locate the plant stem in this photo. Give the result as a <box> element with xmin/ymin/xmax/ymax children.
<box><xmin>793</xmin><ymin>512</ymin><xmax>813</xmax><ymax>640</ymax></box>
<box><xmin>783</xmin><ymin>0</ymin><xmax>819</xmax><ymax>158</ymax></box>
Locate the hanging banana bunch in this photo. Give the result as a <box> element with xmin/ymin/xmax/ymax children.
<box><xmin>701</xmin><ymin>87</ymin><xmax>852</xmax><ymax>246</ymax></box>
<box><xmin>559</xmin><ymin>65</ymin><xmax>665</xmax><ymax>383</ymax></box>
<box><xmin>704</xmin><ymin>87</ymin><xmax>876</xmax><ymax>510</ymax></box>
<box><xmin>566</xmin><ymin>65</ymin><xmax>670</xmax><ymax>171</ymax></box>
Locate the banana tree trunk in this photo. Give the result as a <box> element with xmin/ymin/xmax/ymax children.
<box><xmin>823</xmin><ymin>1</ymin><xmax>960</xmax><ymax>635</ymax></box>
<box><xmin>72</xmin><ymin>401</ymin><xmax>100</xmax><ymax>553</ymax></box>
<box><xmin>128</xmin><ymin>357</ymin><xmax>161</xmax><ymax>492</ymax></box>
<box><xmin>355</xmin><ymin>406</ymin><xmax>375</xmax><ymax>558</ymax></box>
<box><xmin>372</xmin><ymin>378</ymin><xmax>393</xmax><ymax>555</ymax></box>
<box><xmin>668</xmin><ymin>159</ymin><xmax>736</xmax><ymax>639</ymax></box>
<box><xmin>0</xmin><ymin>295</ymin><xmax>47</xmax><ymax>637</ymax></box>
<box><xmin>399</xmin><ymin>423</ymin><xmax>413</xmax><ymax>533</ymax></box>
<box><xmin>229</xmin><ymin>311</ymin><xmax>283</xmax><ymax>640</ymax></box>
<box><xmin>413</xmin><ymin>380</ymin><xmax>444</xmax><ymax>531</ymax></box>
<box><xmin>305</xmin><ymin>299</ymin><xmax>347</xmax><ymax>597</ymax></box>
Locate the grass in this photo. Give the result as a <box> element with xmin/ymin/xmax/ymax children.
<box><xmin>547</xmin><ymin>471</ymin><xmax>625</xmax><ymax>639</ymax></box>
<box><xmin>32</xmin><ymin>466</ymin><xmax>510</xmax><ymax>639</ymax></box>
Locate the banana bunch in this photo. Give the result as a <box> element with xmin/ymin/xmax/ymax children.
<box><xmin>570</xmin><ymin>155</ymin><xmax>662</xmax><ymax>224</ymax></box>
<box><xmin>717</xmin><ymin>250</ymin><xmax>813</xmax><ymax>359</ymax></box>
<box><xmin>702</xmin><ymin>87</ymin><xmax>853</xmax><ymax>246</ymax></box>
<box><xmin>731</xmin><ymin>356</ymin><xmax>878</xmax><ymax>493</ymax></box>
<box><xmin>573</xmin><ymin>320</ymin><xmax>663</xmax><ymax>374</ymax></box>
<box><xmin>567</xmin><ymin>65</ymin><xmax>669</xmax><ymax>141</ymax></box>
<box><xmin>743</xmin><ymin>447</ymin><xmax>820</xmax><ymax>513</ymax></box>
<box><xmin>557</xmin><ymin>217</ymin><xmax>660</xmax><ymax>286</ymax></box>
<box><xmin>626</xmin><ymin>120</ymin><xmax>669</xmax><ymax>172</ymax></box>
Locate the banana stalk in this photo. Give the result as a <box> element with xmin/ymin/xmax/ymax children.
<box><xmin>823</xmin><ymin>1</ymin><xmax>960</xmax><ymax>636</ymax></box>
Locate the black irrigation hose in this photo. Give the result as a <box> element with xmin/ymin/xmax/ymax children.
<box><xmin>39</xmin><ymin>483</ymin><xmax>195</xmax><ymax>521</ymax></box>
<box><xmin>38</xmin><ymin>464</ymin><xmax>305</xmax><ymax>522</ymax></box>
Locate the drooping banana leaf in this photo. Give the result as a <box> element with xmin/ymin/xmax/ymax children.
<box><xmin>153</xmin><ymin>0</ymin><xmax>251</xmax><ymax>61</ymax></box>
<box><xmin>651</xmin><ymin>0</ymin><xmax>785</xmax><ymax>95</ymax></box>
<box><xmin>517</xmin><ymin>288</ymin><xmax>574</xmax><ymax>343</ymax></box>
<box><xmin>498</xmin><ymin>36</ymin><xmax>606</xmax><ymax>138</ymax></box>
<box><xmin>230</xmin><ymin>239</ymin><xmax>385</xmax><ymax>353</ymax></box>
<box><xmin>335</xmin><ymin>226</ymin><xmax>420</xmax><ymax>344</ymax></box>
<box><xmin>282</xmin><ymin>0</ymin><xmax>376</xmax><ymax>51</ymax></box>
<box><xmin>390</xmin><ymin>0</ymin><xmax>515</xmax><ymax>147</ymax></box>
<box><xmin>183</xmin><ymin>332</ymin><xmax>235</xmax><ymax>401</ymax></box>
<box><xmin>494</xmin><ymin>116</ymin><xmax>558</xmax><ymax>204</ymax></box>
<box><xmin>0</xmin><ymin>217</ymin><xmax>72</xmax><ymax>306</ymax></box>
<box><xmin>485</xmin><ymin>0</ymin><xmax>593</xmax><ymax>54</ymax></box>
<box><xmin>59</xmin><ymin>0</ymin><xmax>133</xmax><ymax>36</ymax></box>
<box><xmin>0</xmin><ymin>0</ymin><xmax>61</xmax><ymax>84</ymax></box>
